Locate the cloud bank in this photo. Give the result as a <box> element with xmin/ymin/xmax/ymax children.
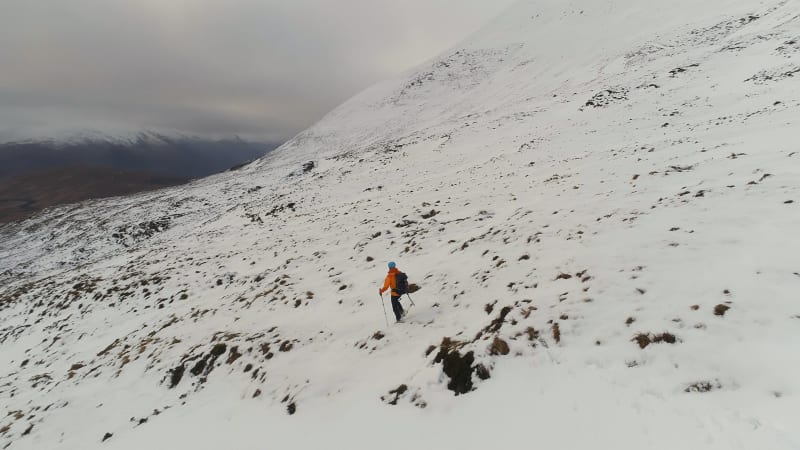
<box><xmin>0</xmin><ymin>0</ymin><xmax>516</xmax><ymax>143</ymax></box>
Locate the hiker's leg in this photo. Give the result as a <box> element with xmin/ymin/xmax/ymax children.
<box><xmin>391</xmin><ymin>296</ymin><xmax>402</xmax><ymax>320</ymax></box>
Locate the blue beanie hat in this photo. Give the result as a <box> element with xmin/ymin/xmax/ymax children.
<box><xmin>388</xmin><ymin>261</ymin><xmax>396</xmax><ymax>269</ymax></box>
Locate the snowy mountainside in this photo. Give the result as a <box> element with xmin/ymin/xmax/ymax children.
<box><xmin>2</xmin><ymin>0</ymin><xmax>800</xmax><ymax>448</ymax></box>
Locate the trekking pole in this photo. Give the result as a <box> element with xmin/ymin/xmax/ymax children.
<box><xmin>379</xmin><ymin>293</ymin><xmax>389</xmax><ymax>326</ymax></box>
<box><xmin>406</xmin><ymin>292</ymin><xmax>416</xmax><ymax>307</ymax></box>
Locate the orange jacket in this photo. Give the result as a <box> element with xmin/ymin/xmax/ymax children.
<box><xmin>380</xmin><ymin>268</ymin><xmax>400</xmax><ymax>296</ymax></box>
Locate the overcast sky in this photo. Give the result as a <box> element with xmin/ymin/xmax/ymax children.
<box><xmin>0</xmin><ymin>0</ymin><xmax>516</xmax><ymax>143</ymax></box>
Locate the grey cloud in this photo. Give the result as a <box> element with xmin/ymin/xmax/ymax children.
<box><xmin>0</xmin><ymin>0</ymin><xmax>516</xmax><ymax>143</ymax></box>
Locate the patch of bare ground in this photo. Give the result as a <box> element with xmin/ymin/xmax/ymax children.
<box><xmin>381</xmin><ymin>384</ymin><xmax>408</xmax><ymax>405</ymax></box>
<box><xmin>685</xmin><ymin>380</ymin><xmax>722</xmax><ymax>393</ymax></box>
<box><xmin>488</xmin><ymin>337</ymin><xmax>510</xmax><ymax>355</ymax></box>
<box><xmin>633</xmin><ymin>332</ymin><xmax>677</xmax><ymax>349</ymax></box>
<box><xmin>432</xmin><ymin>337</ymin><xmax>480</xmax><ymax>395</ymax></box>
<box><xmin>714</xmin><ymin>304</ymin><xmax>731</xmax><ymax>316</ymax></box>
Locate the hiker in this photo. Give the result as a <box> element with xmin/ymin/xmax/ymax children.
<box><xmin>379</xmin><ymin>261</ymin><xmax>406</xmax><ymax>322</ymax></box>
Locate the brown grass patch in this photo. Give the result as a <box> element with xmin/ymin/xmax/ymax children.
<box><xmin>633</xmin><ymin>332</ymin><xmax>677</xmax><ymax>349</ymax></box>
<box><xmin>525</xmin><ymin>327</ymin><xmax>539</xmax><ymax>341</ymax></box>
<box><xmin>552</xmin><ymin>323</ymin><xmax>561</xmax><ymax>343</ymax></box>
<box><xmin>489</xmin><ymin>337</ymin><xmax>510</xmax><ymax>355</ymax></box>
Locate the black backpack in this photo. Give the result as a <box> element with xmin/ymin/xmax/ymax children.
<box><xmin>395</xmin><ymin>271</ymin><xmax>409</xmax><ymax>295</ymax></box>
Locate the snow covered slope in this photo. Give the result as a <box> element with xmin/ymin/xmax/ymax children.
<box><xmin>2</xmin><ymin>0</ymin><xmax>800</xmax><ymax>448</ymax></box>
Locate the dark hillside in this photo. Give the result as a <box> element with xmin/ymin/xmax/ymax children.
<box><xmin>0</xmin><ymin>166</ymin><xmax>187</xmax><ymax>223</ymax></box>
<box><xmin>0</xmin><ymin>134</ymin><xmax>279</xmax><ymax>222</ymax></box>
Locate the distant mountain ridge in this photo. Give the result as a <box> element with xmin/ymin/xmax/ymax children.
<box><xmin>0</xmin><ymin>133</ymin><xmax>278</xmax><ymax>180</ymax></box>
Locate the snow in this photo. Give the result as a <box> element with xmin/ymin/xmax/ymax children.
<box><xmin>1</xmin><ymin>0</ymin><xmax>800</xmax><ymax>448</ymax></box>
